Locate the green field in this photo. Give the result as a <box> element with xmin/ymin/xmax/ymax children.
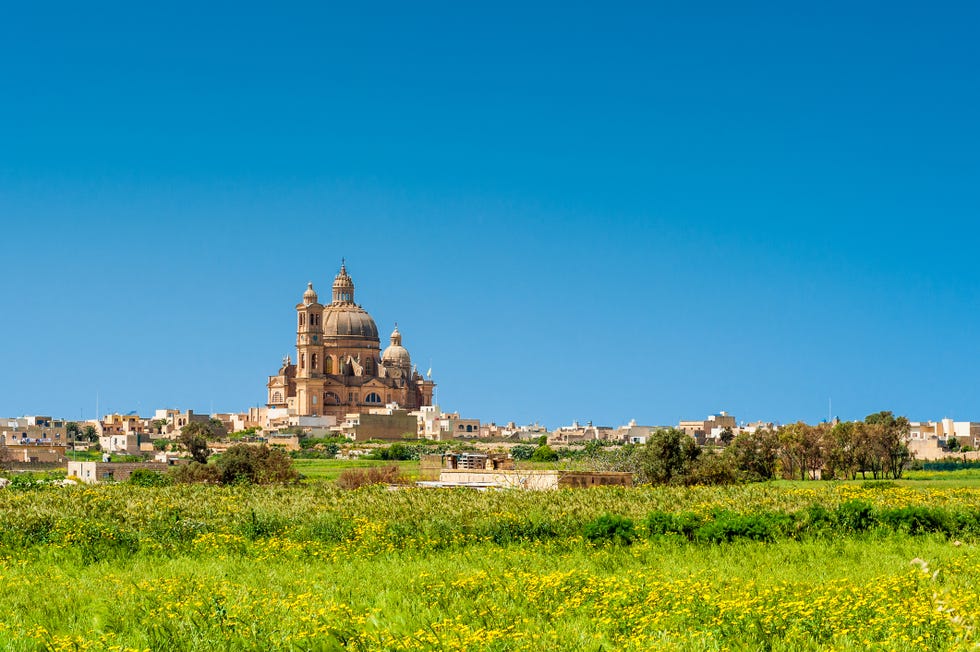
<box><xmin>2</xmin><ymin>479</ymin><xmax>980</xmax><ymax>650</ymax></box>
<box><xmin>292</xmin><ymin>458</ymin><xmax>420</xmax><ymax>481</ymax></box>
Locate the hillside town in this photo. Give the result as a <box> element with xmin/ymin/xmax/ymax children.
<box><xmin>3</xmin><ymin>404</ymin><xmax>977</xmax><ymax>484</ymax></box>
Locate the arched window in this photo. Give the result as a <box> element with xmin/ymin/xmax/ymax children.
<box><xmin>299</xmin><ymin>314</ymin><xmax>305</xmax><ymax>326</ymax></box>
<box><xmin>272</xmin><ymin>392</ymin><xmax>282</xmax><ymax>403</ymax></box>
<box><xmin>365</xmin><ymin>392</ymin><xmax>382</xmax><ymax>404</ymax></box>
<box><xmin>324</xmin><ymin>357</ymin><xmax>333</xmax><ymax>373</ymax></box>
<box><xmin>311</xmin><ymin>353</ymin><xmax>318</xmax><ymax>371</ymax></box>
<box><xmin>324</xmin><ymin>392</ymin><xmax>340</xmax><ymax>405</ymax></box>
<box><xmin>300</xmin><ymin>354</ymin><xmax>305</xmax><ymax>369</ymax></box>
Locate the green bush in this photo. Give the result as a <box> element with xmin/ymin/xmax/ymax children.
<box><xmin>645</xmin><ymin>510</ymin><xmax>677</xmax><ymax>536</ymax></box>
<box><xmin>530</xmin><ymin>445</ymin><xmax>559</xmax><ymax>463</ymax></box>
<box><xmin>694</xmin><ymin>511</ymin><xmax>791</xmax><ymax>543</ymax></box>
<box><xmin>794</xmin><ymin>504</ymin><xmax>835</xmax><ymax>536</ymax></box>
<box><xmin>860</xmin><ymin>480</ymin><xmax>897</xmax><ymax>490</ymax></box>
<box><xmin>128</xmin><ymin>469</ymin><xmax>172</xmax><ymax>487</ymax></box>
<box><xmin>877</xmin><ymin>506</ymin><xmax>951</xmax><ymax>535</ymax></box>
<box><xmin>216</xmin><ymin>444</ymin><xmax>299</xmax><ymax>485</ymax></box>
<box><xmin>836</xmin><ymin>499</ymin><xmax>876</xmax><ymax>532</ymax></box>
<box><xmin>584</xmin><ymin>514</ymin><xmax>636</xmax><ymax>545</ymax></box>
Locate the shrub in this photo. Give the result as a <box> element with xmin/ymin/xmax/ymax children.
<box><xmin>645</xmin><ymin>510</ymin><xmax>677</xmax><ymax>536</ymax></box>
<box><xmin>836</xmin><ymin>499</ymin><xmax>875</xmax><ymax>532</ymax></box>
<box><xmin>378</xmin><ymin>443</ymin><xmax>416</xmax><ymax>461</ymax></box>
<box><xmin>128</xmin><ymin>469</ymin><xmax>172</xmax><ymax>487</ymax></box>
<box><xmin>877</xmin><ymin>506</ymin><xmax>950</xmax><ymax>535</ymax></box>
<box><xmin>7</xmin><ymin>475</ymin><xmax>44</xmax><ymax>491</ymax></box>
<box><xmin>530</xmin><ymin>445</ymin><xmax>559</xmax><ymax>463</ymax></box>
<box><xmin>794</xmin><ymin>504</ymin><xmax>834</xmax><ymax>536</ymax></box>
<box><xmin>216</xmin><ymin>444</ymin><xmax>299</xmax><ymax>485</ymax></box>
<box><xmin>861</xmin><ymin>480</ymin><xmax>897</xmax><ymax>490</ymax></box>
<box><xmin>584</xmin><ymin>514</ymin><xmax>636</xmax><ymax>545</ymax></box>
<box><xmin>510</xmin><ymin>444</ymin><xmax>535</xmax><ymax>461</ymax></box>
<box><xmin>694</xmin><ymin>511</ymin><xmax>791</xmax><ymax>543</ymax></box>
<box><xmin>170</xmin><ymin>462</ymin><xmax>222</xmax><ymax>484</ymax></box>
<box><xmin>336</xmin><ymin>465</ymin><xmax>402</xmax><ymax>490</ymax></box>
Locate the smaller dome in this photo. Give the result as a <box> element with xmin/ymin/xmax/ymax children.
<box><xmin>302</xmin><ymin>282</ymin><xmax>318</xmax><ymax>305</ymax></box>
<box><xmin>382</xmin><ymin>344</ymin><xmax>411</xmax><ymax>367</ymax></box>
<box><xmin>382</xmin><ymin>325</ymin><xmax>411</xmax><ymax>367</ymax></box>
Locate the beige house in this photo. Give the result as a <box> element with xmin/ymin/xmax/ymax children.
<box><xmin>340</xmin><ymin>408</ymin><xmax>418</xmax><ymax>442</ymax></box>
<box><xmin>679</xmin><ymin>412</ymin><xmax>737</xmax><ymax>444</ymax></box>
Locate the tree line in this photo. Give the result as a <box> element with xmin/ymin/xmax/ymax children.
<box><xmin>588</xmin><ymin>411</ymin><xmax>913</xmax><ymax>485</ymax></box>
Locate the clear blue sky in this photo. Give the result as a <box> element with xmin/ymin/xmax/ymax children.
<box><xmin>2</xmin><ymin>1</ymin><xmax>978</xmax><ymax>428</ymax></box>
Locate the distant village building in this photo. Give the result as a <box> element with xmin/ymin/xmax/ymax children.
<box><xmin>679</xmin><ymin>411</ymin><xmax>736</xmax><ymax>444</ymax></box>
<box><xmin>414</xmin><ymin>405</ymin><xmax>481</xmax><ymax>440</ymax></box>
<box><xmin>1</xmin><ymin>416</ymin><xmax>69</xmax><ymax>446</ymax></box>
<box><xmin>615</xmin><ymin>420</ymin><xmax>663</xmax><ymax>445</ymax></box>
<box><xmin>549</xmin><ymin>421</ymin><xmax>615</xmax><ymax>445</ymax></box>
<box><xmin>266</xmin><ymin>263</ymin><xmax>435</xmax><ymax>419</ymax></box>
<box><xmin>340</xmin><ymin>406</ymin><xmax>418</xmax><ymax>441</ymax></box>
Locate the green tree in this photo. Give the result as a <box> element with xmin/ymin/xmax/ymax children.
<box><xmin>728</xmin><ymin>428</ymin><xmax>780</xmax><ymax>481</ymax></box>
<box><xmin>510</xmin><ymin>444</ymin><xmax>535</xmax><ymax>461</ymax></box>
<box><xmin>825</xmin><ymin>421</ymin><xmax>859</xmax><ymax>480</ymax></box>
<box><xmin>864</xmin><ymin>411</ymin><xmax>911</xmax><ymax>479</ymax></box>
<box><xmin>636</xmin><ymin>428</ymin><xmax>700</xmax><ymax>485</ymax></box>
<box><xmin>719</xmin><ymin>427</ymin><xmax>735</xmax><ymax>446</ymax></box>
<box><xmin>208</xmin><ymin>418</ymin><xmax>228</xmax><ymax>439</ymax></box>
<box><xmin>178</xmin><ymin>422</ymin><xmax>213</xmax><ymax>464</ymax></box>
<box><xmin>778</xmin><ymin>422</ymin><xmax>827</xmax><ymax>480</ymax></box>
<box><xmin>688</xmin><ymin>449</ymin><xmax>739</xmax><ymax>485</ymax></box>
<box><xmin>530</xmin><ymin>444</ymin><xmax>559</xmax><ymax>463</ymax></box>
<box><xmin>216</xmin><ymin>444</ymin><xmax>299</xmax><ymax>484</ymax></box>
<box><xmin>82</xmin><ymin>425</ymin><xmax>98</xmax><ymax>442</ymax></box>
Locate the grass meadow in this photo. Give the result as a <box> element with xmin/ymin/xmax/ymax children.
<box><xmin>1</xmin><ymin>479</ymin><xmax>980</xmax><ymax>650</ymax></box>
<box><xmin>292</xmin><ymin>458</ymin><xmax>420</xmax><ymax>482</ymax></box>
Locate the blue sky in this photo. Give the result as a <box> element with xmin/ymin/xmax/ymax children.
<box><xmin>1</xmin><ymin>1</ymin><xmax>978</xmax><ymax>427</ymax></box>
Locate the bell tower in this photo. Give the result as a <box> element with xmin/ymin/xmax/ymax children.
<box><xmin>295</xmin><ymin>282</ymin><xmax>324</xmax><ymax>380</ymax></box>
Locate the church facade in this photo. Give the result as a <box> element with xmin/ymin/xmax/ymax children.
<box><xmin>266</xmin><ymin>263</ymin><xmax>435</xmax><ymax>419</ymax></box>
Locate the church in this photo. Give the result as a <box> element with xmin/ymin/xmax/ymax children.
<box><xmin>266</xmin><ymin>263</ymin><xmax>435</xmax><ymax>419</ymax></box>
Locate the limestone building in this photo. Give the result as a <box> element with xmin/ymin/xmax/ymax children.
<box><xmin>266</xmin><ymin>263</ymin><xmax>435</xmax><ymax>419</ymax></box>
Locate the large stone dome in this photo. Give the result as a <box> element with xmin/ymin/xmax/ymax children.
<box><xmin>322</xmin><ymin>304</ymin><xmax>379</xmax><ymax>340</ymax></box>
<box><xmin>319</xmin><ymin>261</ymin><xmax>380</xmax><ymax>341</ymax></box>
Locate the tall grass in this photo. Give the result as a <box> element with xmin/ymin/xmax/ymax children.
<box><xmin>1</xmin><ymin>483</ymin><xmax>980</xmax><ymax>649</ymax></box>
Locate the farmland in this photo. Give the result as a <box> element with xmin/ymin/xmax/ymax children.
<box><xmin>1</xmin><ymin>481</ymin><xmax>979</xmax><ymax>650</ymax></box>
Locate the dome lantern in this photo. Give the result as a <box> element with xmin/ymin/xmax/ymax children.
<box><xmin>332</xmin><ymin>259</ymin><xmax>355</xmax><ymax>304</ymax></box>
